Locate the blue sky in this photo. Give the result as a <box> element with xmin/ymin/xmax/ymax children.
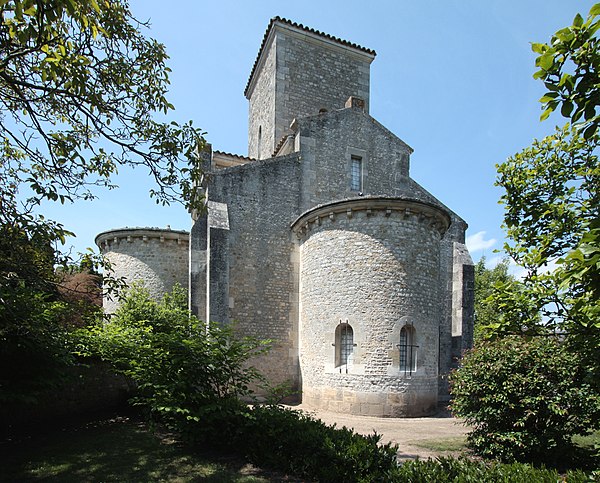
<box><xmin>39</xmin><ymin>0</ymin><xmax>596</xmax><ymax>266</ymax></box>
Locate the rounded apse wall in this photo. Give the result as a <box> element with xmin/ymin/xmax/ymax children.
<box><xmin>95</xmin><ymin>227</ymin><xmax>189</xmax><ymax>313</ymax></box>
<box><xmin>292</xmin><ymin>197</ymin><xmax>450</xmax><ymax>417</ymax></box>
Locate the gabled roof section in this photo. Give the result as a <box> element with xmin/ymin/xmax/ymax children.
<box><xmin>244</xmin><ymin>17</ymin><xmax>376</xmax><ymax>98</ymax></box>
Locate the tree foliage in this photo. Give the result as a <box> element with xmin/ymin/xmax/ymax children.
<box><xmin>0</xmin><ymin>0</ymin><xmax>204</xmax><ymax>228</ymax></box>
<box><xmin>0</xmin><ymin>222</ymin><xmax>75</xmax><ymax>402</ymax></box>
<box><xmin>0</xmin><ymin>0</ymin><xmax>205</xmax><ymax>401</ymax></box>
<box><xmin>473</xmin><ymin>257</ymin><xmax>516</xmax><ymax>338</ymax></box>
<box><xmin>451</xmin><ymin>336</ymin><xmax>600</xmax><ymax>463</ymax></box>
<box><xmin>533</xmin><ymin>4</ymin><xmax>600</xmax><ymax>138</ymax></box>
<box><xmin>454</xmin><ymin>5</ymin><xmax>600</xmax><ymax>464</ymax></box>
<box><xmin>494</xmin><ymin>3</ymin><xmax>600</xmax><ymax>382</ymax></box>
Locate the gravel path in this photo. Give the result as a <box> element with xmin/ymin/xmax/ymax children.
<box><xmin>287</xmin><ymin>404</ymin><xmax>471</xmax><ymax>461</ymax></box>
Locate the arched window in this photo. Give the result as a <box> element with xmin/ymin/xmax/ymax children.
<box><xmin>399</xmin><ymin>325</ymin><xmax>417</xmax><ymax>375</ymax></box>
<box><xmin>335</xmin><ymin>323</ymin><xmax>354</xmax><ymax>371</ymax></box>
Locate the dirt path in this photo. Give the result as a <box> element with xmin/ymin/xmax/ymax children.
<box><xmin>287</xmin><ymin>404</ymin><xmax>471</xmax><ymax>461</ymax></box>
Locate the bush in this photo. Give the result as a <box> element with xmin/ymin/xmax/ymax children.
<box><xmin>236</xmin><ymin>404</ymin><xmax>399</xmax><ymax>483</ymax></box>
<box><xmin>395</xmin><ymin>457</ymin><xmax>593</xmax><ymax>482</ymax></box>
<box><xmin>450</xmin><ymin>335</ymin><xmax>600</xmax><ymax>463</ymax></box>
<box><xmin>229</xmin><ymin>406</ymin><xmax>596</xmax><ymax>482</ymax></box>
<box><xmin>78</xmin><ymin>283</ymin><xmax>270</xmax><ymax>440</ymax></box>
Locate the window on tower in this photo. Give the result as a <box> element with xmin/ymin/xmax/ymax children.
<box><xmin>399</xmin><ymin>325</ymin><xmax>418</xmax><ymax>375</ymax></box>
<box><xmin>335</xmin><ymin>323</ymin><xmax>354</xmax><ymax>372</ymax></box>
<box><xmin>350</xmin><ymin>155</ymin><xmax>362</xmax><ymax>191</ymax></box>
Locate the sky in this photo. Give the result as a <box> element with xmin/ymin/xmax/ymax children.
<box><xmin>38</xmin><ymin>0</ymin><xmax>597</xmax><ymax>267</ymax></box>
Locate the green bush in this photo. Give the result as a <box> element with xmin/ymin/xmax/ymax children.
<box><xmin>236</xmin><ymin>404</ymin><xmax>399</xmax><ymax>483</ymax></box>
<box><xmin>230</xmin><ymin>406</ymin><xmax>596</xmax><ymax>482</ymax></box>
<box><xmin>77</xmin><ymin>283</ymin><xmax>270</xmax><ymax>440</ymax></box>
<box><xmin>450</xmin><ymin>335</ymin><xmax>600</xmax><ymax>463</ymax></box>
<box><xmin>394</xmin><ymin>457</ymin><xmax>593</xmax><ymax>482</ymax></box>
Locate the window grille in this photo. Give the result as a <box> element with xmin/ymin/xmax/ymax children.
<box><xmin>399</xmin><ymin>325</ymin><xmax>418</xmax><ymax>376</ymax></box>
<box><xmin>335</xmin><ymin>322</ymin><xmax>354</xmax><ymax>372</ymax></box>
<box><xmin>340</xmin><ymin>324</ymin><xmax>354</xmax><ymax>365</ymax></box>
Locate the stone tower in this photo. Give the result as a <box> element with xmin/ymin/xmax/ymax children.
<box><xmin>245</xmin><ymin>17</ymin><xmax>375</xmax><ymax>160</ymax></box>
<box><xmin>96</xmin><ymin>228</ymin><xmax>189</xmax><ymax>313</ymax></box>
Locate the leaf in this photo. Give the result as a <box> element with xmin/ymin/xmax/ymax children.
<box><xmin>540</xmin><ymin>107</ymin><xmax>553</xmax><ymax>121</ymax></box>
<box><xmin>573</xmin><ymin>13</ymin><xmax>584</xmax><ymax>28</ymax></box>
<box><xmin>591</xmin><ymin>4</ymin><xmax>600</xmax><ymax>16</ymax></box>
<box><xmin>531</xmin><ymin>42</ymin><xmax>546</xmax><ymax>54</ymax></box>
<box><xmin>539</xmin><ymin>93</ymin><xmax>558</xmax><ymax>103</ymax></box>
<box><xmin>583</xmin><ymin>123</ymin><xmax>597</xmax><ymax>140</ymax></box>
<box><xmin>537</xmin><ymin>53</ymin><xmax>554</xmax><ymax>70</ymax></box>
<box><xmin>560</xmin><ymin>101</ymin><xmax>573</xmax><ymax>117</ymax></box>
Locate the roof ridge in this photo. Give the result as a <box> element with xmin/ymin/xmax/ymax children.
<box><xmin>213</xmin><ymin>150</ymin><xmax>255</xmax><ymax>161</ymax></box>
<box><xmin>244</xmin><ymin>17</ymin><xmax>376</xmax><ymax>97</ymax></box>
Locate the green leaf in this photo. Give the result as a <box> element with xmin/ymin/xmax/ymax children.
<box><xmin>573</xmin><ymin>13</ymin><xmax>584</xmax><ymax>28</ymax></box>
<box><xmin>537</xmin><ymin>53</ymin><xmax>554</xmax><ymax>70</ymax></box>
<box><xmin>531</xmin><ymin>42</ymin><xmax>546</xmax><ymax>54</ymax></box>
<box><xmin>591</xmin><ymin>4</ymin><xmax>600</xmax><ymax>16</ymax></box>
<box><xmin>583</xmin><ymin>123</ymin><xmax>597</xmax><ymax>139</ymax></box>
<box><xmin>540</xmin><ymin>107</ymin><xmax>553</xmax><ymax>121</ymax></box>
<box><xmin>560</xmin><ymin>101</ymin><xmax>573</xmax><ymax>117</ymax></box>
<box><xmin>539</xmin><ymin>93</ymin><xmax>558</xmax><ymax>103</ymax></box>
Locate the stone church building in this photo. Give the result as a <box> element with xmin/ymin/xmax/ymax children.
<box><xmin>96</xmin><ymin>17</ymin><xmax>474</xmax><ymax>417</ymax></box>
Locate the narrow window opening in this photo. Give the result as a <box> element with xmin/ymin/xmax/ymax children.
<box><xmin>335</xmin><ymin>322</ymin><xmax>354</xmax><ymax>373</ymax></box>
<box><xmin>350</xmin><ymin>155</ymin><xmax>362</xmax><ymax>191</ymax></box>
<box><xmin>398</xmin><ymin>325</ymin><xmax>418</xmax><ymax>375</ymax></box>
<box><xmin>257</xmin><ymin>126</ymin><xmax>262</xmax><ymax>159</ymax></box>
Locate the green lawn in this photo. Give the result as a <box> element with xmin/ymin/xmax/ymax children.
<box><xmin>1</xmin><ymin>415</ymin><xmax>293</xmax><ymax>482</ymax></box>
<box><xmin>407</xmin><ymin>436</ymin><xmax>467</xmax><ymax>453</ymax></box>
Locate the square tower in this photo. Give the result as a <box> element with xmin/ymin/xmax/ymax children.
<box><xmin>245</xmin><ymin>17</ymin><xmax>376</xmax><ymax>160</ymax></box>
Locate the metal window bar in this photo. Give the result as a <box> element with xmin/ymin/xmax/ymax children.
<box><xmin>398</xmin><ymin>326</ymin><xmax>418</xmax><ymax>376</ymax></box>
<box><xmin>339</xmin><ymin>323</ymin><xmax>354</xmax><ymax>373</ymax></box>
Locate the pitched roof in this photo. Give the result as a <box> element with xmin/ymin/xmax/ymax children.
<box><xmin>244</xmin><ymin>17</ymin><xmax>376</xmax><ymax>97</ymax></box>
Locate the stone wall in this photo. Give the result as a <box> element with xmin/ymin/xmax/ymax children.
<box><xmin>293</xmin><ymin>107</ymin><xmax>412</xmax><ymax>214</ymax></box>
<box><xmin>95</xmin><ymin>228</ymin><xmax>189</xmax><ymax>313</ymax></box>
<box><xmin>1</xmin><ymin>361</ymin><xmax>132</xmax><ymax>433</ymax></box>
<box><xmin>293</xmin><ymin>198</ymin><xmax>449</xmax><ymax>417</ymax></box>
<box><xmin>247</xmin><ymin>35</ymin><xmax>277</xmax><ymax>160</ymax></box>
<box><xmin>247</xmin><ymin>22</ymin><xmax>374</xmax><ymax>159</ymax></box>
<box><xmin>273</xmin><ymin>28</ymin><xmax>373</xmax><ymax>148</ymax></box>
<box><xmin>201</xmin><ymin>153</ymin><xmax>303</xmax><ymax>389</ymax></box>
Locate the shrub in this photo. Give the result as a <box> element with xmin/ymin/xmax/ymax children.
<box><xmin>394</xmin><ymin>457</ymin><xmax>592</xmax><ymax>482</ymax></box>
<box><xmin>450</xmin><ymin>335</ymin><xmax>600</xmax><ymax>463</ymax></box>
<box><xmin>235</xmin><ymin>404</ymin><xmax>399</xmax><ymax>483</ymax></box>
<box><xmin>78</xmin><ymin>283</ymin><xmax>270</xmax><ymax>440</ymax></box>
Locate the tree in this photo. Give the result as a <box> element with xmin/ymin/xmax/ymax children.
<box><xmin>533</xmin><ymin>4</ymin><xmax>600</xmax><ymax>139</ymax></box>
<box><xmin>0</xmin><ymin>222</ymin><xmax>74</xmax><ymax>402</ymax></box>
<box><xmin>493</xmin><ymin>4</ymin><xmax>600</xmax><ymax>383</ymax></box>
<box><xmin>473</xmin><ymin>257</ymin><xmax>514</xmax><ymax>338</ymax></box>
<box><xmin>1</xmin><ymin>0</ymin><xmax>204</xmax><ymax>229</ymax></box>
<box><xmin>1</xmin><ymin>0</ymin><xmax>204</xmax><ymax>402</ymax></box>
<box><xmin>452</xmin><ymin>4</ymin><xmax>600</xmax><ymax>463</ymax></box>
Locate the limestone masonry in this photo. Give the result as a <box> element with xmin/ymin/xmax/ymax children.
<box><xmin>97</xmin><ymin>17</ymin><xmax>474</xmax><ymax>417</ymax></box>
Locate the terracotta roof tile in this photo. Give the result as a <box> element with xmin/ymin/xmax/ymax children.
<box><xmin>213</xmin><ymin>150</ymin><xmax>255</xmax><ymax>161</ymax></box>
<box><xmin>244</xmin><ymin>17</ymin><xmax>376</xmax><ymax>97</ymax></box>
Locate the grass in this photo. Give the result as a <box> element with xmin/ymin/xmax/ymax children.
<box><xmin>406</xmin><ymin>436</ymin><xmax>468</xmax><ymax>453</ymax></box>
<box><xmin>1</xmin><ymin>413</ymin><xmax>294</xmax><ymax>482</ymax></box>
<box><xmin>572</xmin><ymin>431</ymin><xmax>600</xmax><ymax>450</ymax></box>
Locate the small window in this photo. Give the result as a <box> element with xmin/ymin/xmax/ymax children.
<box><xmin>399</xmin><ymin>325</ymin><xmax>417</xmax><ymax>375</ymax></box>
<box><xmin>350</xmin><ymin>155</ymin><xmax>362</xmax><ymax>191</ymax></box>
<box><xmin>257</xmin><ymin>126</ymin><xmax>262</xmax><ymax>158</ymax></box>
<box><xmin>335</xmin><ymin>323</ymin><xmax>354</xmax><ymax>371</ymax></box>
